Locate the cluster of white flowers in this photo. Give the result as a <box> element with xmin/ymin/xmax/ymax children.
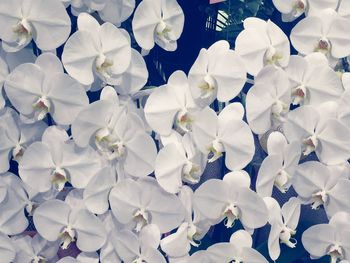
<box><xmin>0</xmin><ymin>0</ymin><xmax>350</xmax><ymax>262</ymax></box>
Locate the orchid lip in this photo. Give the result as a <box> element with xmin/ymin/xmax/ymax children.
<box><xmin>264</xmin><ymin>46</ymin><xmax>283</xmax><ymax>66</ymax></box>
<box><xmin>271</xmin><ymin>99</ymin><xmax>288</xmax><ymax>121</ymax></box>
<box><xmin>279</xmin><ymin>226</ymin><xmax>297</xmax><ymax>248</ymax></box>
<box><xmin>311</xmin><ymin>190</ymin><xmax>328</xmax><ymax>210</ymax></box>
<box><xmin>12</xmin><ymin>18</ymin><xmax>32</xmax><ymax>46</ymax></box>
<box><xmin>133</xmin><ymin>208</ymin><xmax>149</xmax><ymax>232</ymax></box>
<box><xmin>94</xmin><ymin>128</ymin><xmax>125</xmax><ymax>160</ymax></box>
<box><xmin>95</xmin><ymin>53</ymin><xmax>114</xmax><ymax>79</ymax></box>
<box><xmin>274</xmin><ymin>169</ymin><xmax>290</xmax><ymax>193</ymax></box>
<box><xmin>51</xmin><ymin>167</ymin><xmax>68</xmax><ymax>192</ymax></box>
<box><xmin>198</xmin><ymin>74</ymin><xmax>216</xmax><ymax>99</ymax></box>
<box><xmin>32</xmin><ymin>96</ymin><xmax>51</xmax><ymax>121</ymax></box>
<box><xmin>303</xmin><ymin>134</ymin><xmax>318</xmax><ymax>156</ymax></box>
<box><xmin>314</xmin><ymin>38</ymin><xmax>331</xmax><ymax>54</ymax></box>
<box><xmin>187</xmin><ymin>223</ymin><xmax>200</xmax><ymax>247</ymax></box>
<box><xmin>327</xmin><ymin>244</ymin><xmax>344</xmax><ymax>263</ymax></box>
<box><xmin>155</xmin><ymin>19</ymin><xmax>175</xmax><ymax>44</ymax></box>
<box><xmin>223</xmin><ymin>204</ymin><xmax>240</xmax><ymax>228</ymax></box>
<box><xmin>182</xmin><ymin>161</ymin><xmax>201</xmax><ymax>184</ymax></box>
<box><xmin>176</xmin><ymin>109</ymin><xmax>193</xmax><ymax>133</ymax></box>
<box><xmin>32</xmin><ymin>255</ymin><xmax>46</xmax><ymax>263</ymax></box>
<box><xmin>12</xmin><ymin>144</ymin><xmax>24</xmax><ymax>162</ymax></box>
<box><xmin>292</xmin><ymin>0</ymin><xmax>307</xmax><ymax>17</ymax></box>
<box><xmin>59</xmin><ymin>225</ymin><xmax>75</xmax><ymax>250</ymax></box>
<box><xmin>292</xmin><ymin>85</ymin><xmax>306</xmax><ymax>105</ymax></box>
<box><xmin>207</xmin><ymin>138</ymin><xmax>224</xmax><ymax>163</ymax></box>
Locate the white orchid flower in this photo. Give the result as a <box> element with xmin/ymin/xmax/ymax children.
<box><xmin>12</xmin><ymin>234</ymin><xmax>59</xmax><ymax>263</ymax></box>
<box><xmin>144</xmin><ymin>70</ymin><xmax>199</xmax><ymax>136</ymax></box>
<box><xmin>83</xmin><ymin>167</ymin><xmax>117</xmax><ymax>215</ymax></box>
<box><xmin>56</xmin><ymin>252</ymin><xmax>99</xmax><ymax>263</ymax></box>
<box><xmin>0</xmin><ymin>173</ymin><xmax>28</xmax><ymax>235</ymax></box>
<box><xmin>206</xmin><ymin>230</ymin><xmax>268</xmax><ymax>263</ymax></box>
<box><xmin>109</xmin><ymin>177</ymin><xmax>185</xmax><ymax>233</ymax></box>
<box><xmin>302</xmin><ymin>212</ymin><xmax>350</xmax><ymax>263</ymax></box>
<box><xmin>194</xmin><ymin>172</ymin><xmax>268</xmax><ymax>230</ymax></box>
<box><xmin>0</xmin><ymin>0</ymin><xmax>71</xmax><ymax>52</ymax></box>
<box><xmin>293</xmin><ymin>161</ymin><xmax>350</xmax><ymax>218</ymax></box>
<box><xmin>272</xmin><ymin>0</ymin><xmax>338</xmax><ymax>22</ymax></box>
<box><xmin>285</xmin><ymin>53</ymin><xmax>343</xmax><ymax>105</ymax></box>
<box><xmin>155</xmin><ymin>131</ymin><xmax>207</xmax><ymax>193</ymax></box>
<box><xmin>283</xmin><ymin>105</ymin><xmax>350</xmax><ymax>165</ymax></box>
<box><xmin>4</xmin><ymin>53</ymin><xmax>89</xmax><ymax>124</ymax></box>
<box><xmin>98</xmin><ymin>0</ymin><xmax>135</xmax><ymax>26</ymax></box>
<box><xmin>160</xmin><ymin>186</ymin><xmax>211</xmax><ymax>258</ymax></box>
<box><xmin>246</xmin><ymin>66</ymin><xmax>291</xmax><ymax>135</ymax></box>
<box><xmin>112</xmin><ymin>224</ymin><xmax>166</xmax><ymax>263</ymax></box>
<box><xmin>19</xmin><ymin>126</ymin><xmax>102</xmax><ymax>192</ymax></box>
<box><xmin>188</xmin><ymin>40</ymin><xmax>247</xmax><ymax>106</ymax></box>
<box><xmin>264</xmin><ymin>197</ymin><xmax>301</xmax><ymax>261</ymax></box>
<box><xmin>235</xmin><ymin>18</ymin><xmax>290</xmax><ymax>76</ymax></box>
<box><xmin>62</xmin><ymin>13</ymin><xmax>131</xmax><ymax>86</ymax></box>
<box><xmin>33</xmin><ymin>199</ymin><xmax>107</xmax><ymax>252</ymax></box>
<box><xmin>132</xmin><ymin>0</ymin><xmax>184</xmax><ymax>53</ymax></box>
<box><xmin>291</xmin><ymin>9</ymin><xmax>350</xmax><ymax>61</ymax></box>
<box><xmin>72</xmin><ymin>99</ymin><xmax>157</xmax><ymax>178</ymax></box>
<box><xmin>256</xmin><ymin>131</ymin><xmax>301</xmax><ymax>197</ymax></box>
<box><xmin>192</xmin><ymin>103</ymin><xmax>255</xmax><ymax>171</ymax></box>
<box><xmin>0</xmin><ymin>232</ymin><xmax>16</xmax><ymax>263</ymax></box>
<box><xmin>0</xmin><ymin>107</ymin><xmax>46</xmax><ymax>173</ymax></box>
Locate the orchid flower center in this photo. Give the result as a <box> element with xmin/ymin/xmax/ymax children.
<box><xmin>32</xmin><ymin>96</ymin><xmax>51</xmax><ymax>121</ymax></box>
<box><xmin>133</xmin><ymin>208</ymin><xmax>149</xmax><ymax>232</ymax></box>
<box><xmin>311</xmin><ymin>189</ymin><xmax>328</xmax><ymax>210</ymax></box>
<box><xmin>51</xmin><ymin>167</ymin><xmax>68</xmax><ymax>191</ymax></box>
<box><xmin>274</xmin><ymin>169</ymin><xmax>290</xmax><ymax>193</ymax></box>
<box><xmin>155</xmin><ymin>20</ymin><xmax>175</xmax><ymax>44</ymax></box>
<box><xmin>303</xmin><ymin>134</ymin><xmax>318</xmax><ymax>156</ymax></box>
<box><xmin>223</xmin><ymin>204</ymin><xmax>240</xmax><ymax>228</ymax></box>
<box><xmin>182</xmin><ymin>161</ymin><xmax>201</xmax><ymax>184</ymax></box>
<box><xmin>271</xmin><ymin>99</ymin><xmax>288</xmax><ymax>121</ymax></box>
<box><xmin>315</xmin><ymin>38</ymin><xmax>331</xmax><ymax>54</ymax></box>
<box><xmin>328</xmin><ymin>244</ymin><xmax>344</xmax><ymax>263</ymax></box>
<box><xmin>198</xmin><ymin>74</ymin><xmax>216</xmax><ymax>99</ymax></box>
<box><xmin>292</xmin><ymin>0</ymin><xmax>307</xmax><ymax>17</ymax></box>
<box><xmin>12</xmin><ymin>18</ymin><xmax>32</xmax><ymax>46</ymax></box>
<box><xmin>32</xmin><ymin>255</ymin><xmax>46</xmax><ymax>263</ymax></box>
<box><xmin>292</xmin><ymin>84</ymin><xmax>306</xmax><ymax>105</ymax></box>
<box><xmin>187</xmin><ymin>223</ymin><xmax>200</xmax><ymax>247</ymax></box>
<box><xmin>207</xmin><ymin>138</ymin><xmax>224</xmax><ymax>163</ymax></box>
<box><xmin>109</xmin><ymin>140</ymin><xmax>126</xmax><ymax>159</ymax></box>
<box><xmin>95</xmin><ymin>128</ymin><xmax>125</xmax><ymax>160</ymax></box>
<box><xmin>176</xmin><ymin>109</ymin><xmax>193</xmax><ymax>133</ymax></box>
<box><xmin>25</xmin><ymin>200</ymin><xmax>38</xmax><ymax>216</ymax></box>
<box><xmin>279</xmin><ymin>226</ymin><xmax>297</xmax><ymax>248</ymax></box>
<box><xmin>265</xmin><ymin>46</ymin><xmax>283</xmax><ymax>66</ymax></box>
<box><xmin>12</xmin><ymin>144</ymin><xmax>24</xmax><ymax>162</ymax></box>
<box><xmin>95</xmin><ymin>53</ymin><xmax>114</xmax><ymax>79</ymax></box>
<box><xmin>59</xmin><ymin>225</ymin><xmax>76</xmax><ymax>250</ymax></box>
